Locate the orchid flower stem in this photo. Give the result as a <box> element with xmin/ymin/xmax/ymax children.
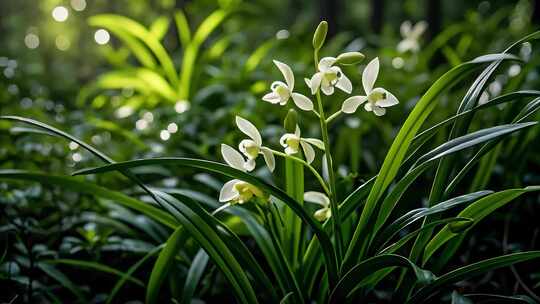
<box><xmin>314</xmin><ymin>50</ymin><xmax>344</xmax><ymax>263</ymax></box>
<box><xmin>325</xmin><ymin>110</ymin><xmax>342</xmax><ymax>124</ymax></box>
<box><xmin>312</xmin><ymin>110</ymin><xmax>321</xmax><ymax>118</ymax></box>
<box><xmin>270</xmin><ymin>149</ymin><xmax>330</xmax><ymax>195</ymax></box>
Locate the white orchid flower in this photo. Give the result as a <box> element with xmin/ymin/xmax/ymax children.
<box><xmin>279</xmin><ymin>125</ymin><xmax>324</xmax><ymax>164</ymax></box>
<box><xmin>397</xmin><ymin>21</ymin><xmax>427</xmax><ymax>53</ymax></box>
<box><xmin>304</xmin><ymin>191</ymin><xmax>331</xmax><ymax>221</ymax></box>
<box><xmin>219</xmin><ymin>144</ymin><xmax>267</xmax><ymax>205</ymax></box>
<box><xmin>262</xmin><ymin>60</ymin><xmax>314</xmax><ymax>111</ymax></box>
<box><xmin>235</xmin><ymin>116</ymin><xmax>275</xmax><ymax>172</ymax></box>
<box><xmin>305</xmin><ymin>57</ymin><xmax>352</xmax><ymax>96</ymax></box>
<box><xmin>341</xmin><ymin>57</ymin><xmax>399</xmax><ymax>116</ymax></box>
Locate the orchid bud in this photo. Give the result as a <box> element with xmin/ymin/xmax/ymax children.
<box><xmin>284</xmin><ymin>109</ymin><xmax>298</xmax><ymax>133</ymax></box>
<box><xmin>312</xmin><ymin>21</ymin><xmax>328</xmax><ymax>51</ymax></box>
<box><xmin>336</xmin><ymin>52</ymin><xmax>365</xmax><ymax>65</ymax></box>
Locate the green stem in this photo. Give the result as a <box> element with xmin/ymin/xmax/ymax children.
<box><xmin>270</xmin><ymin>150</ymin><xmax>330</xmax><ymax>195</ymax></box>
<box><xmin>313</xmin><ymin>50</ymin><xmax>343</xmax><ymax>263</ymax></box>
<box><xmin>326</xmin><ymin>110</ymin><xmax>342</xmax><ymax>124</ymax></box>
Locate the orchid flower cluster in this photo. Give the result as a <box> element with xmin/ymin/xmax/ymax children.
<box><xmin>218</xmin><ymin>21</ymin><xmax>399</xmax><ymax>221</ymax></box>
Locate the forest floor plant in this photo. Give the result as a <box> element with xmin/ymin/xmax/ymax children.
<box><xmin>2</xmin><ymin>21</ymin><xmax>540</xmax><ymax>303</ymax></box>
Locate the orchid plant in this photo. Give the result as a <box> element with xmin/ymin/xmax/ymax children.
<box><xmin>3</xmin><ymin>21</ymin><xmax>540</xmax><ymax>304</ymax></box>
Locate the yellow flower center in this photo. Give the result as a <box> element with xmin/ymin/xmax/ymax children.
<box><xmin>233</xmin><ymin>182</ymin><xmax>265</xmax><ymax>204</ymax></box>
<box><xmin>286</xmin><ymin>136</ymin><xmax>300</xmax><ymax>152</ymax></box>
<box><xmin>275</xmin><ymin>85</ymin><xmax>290</xmax><ymax>99</ymax></box>
<box><xmin>243</xmin><ymin>141</ymin><xmax>260</xmax><ymax>159</ymax></box>
<box><xmin>323</xmin><ymin>70</ymin><xmax>338</xmax><ymax>84</ymax></box>
<box><xmin>368</xmin><ymin>90</ymin><xmax>387</xmax><ymax>104</ymax></box>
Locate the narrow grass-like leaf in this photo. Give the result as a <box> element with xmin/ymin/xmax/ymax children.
<box><xmin>43</xmin><ymin>259</ymin><xmax>144</xmax><ymax>286</ymax></box>
<box><xmin>373</xmin><ymin>191</ymin><xmax>490</xmax><ymax>251</ymax></box>
<box><xmin>37</xmin><ymin>263</ymin><xmax>87</xmax><ymax>302</ymax></box>
<box><xmin>0</xmin><ymin>170</ymin><xmax>177</xmax><ymax>229</ymax></box>
<box><xmin>181</xmin><ymin>249</ymin><xmax>209</xmax><ymax>304</ymax></box>
<box><xmin>407</xmin><ymin>252</ymin><xmax>540</xmax><ymax>303</ymax></box>
<box><xmin>423</xmin><ymin>186</ymin><xmax>540</xmax><ymax>264</ymax></box>
<box><xmin>107</xmin><ymin>245</ymin><xmax>164</xmax><ymax>304</ymax></box>
<box><xmin>174</xmin><ymin>10</ymin><xmax>191</xmax><ymax>46</ymax></box>
<box><xmin>73</xmin><ymin>157</ymin><xmax>339</xmax><ymax>288</ymax></box>
<box><xmin>329</xmin><ymin>254</ymin><xmax>435</xmax><ymax>303</ymax></box>
<box><xmin>146</xmin><ymin>226</ymin><xmax>187</xmax><ymax>304</ymax></box>
<box><xmin>343</xmin><ymin>53</ymin><xmax>518</xmax><ymax>268</ymax></box>
<box><xmin>89</xmin><ymin>15</ymin><xmax>178</xmax><ymax>85</ymax></box>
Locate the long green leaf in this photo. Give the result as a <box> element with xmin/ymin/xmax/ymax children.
<box><xmin>329</xmin><ymin>254</ymin><xmax>435</xmax><ymax>303</ymax></box>
<box><xmin>146</xmin><ymin>226</ymin><xmax>187</xmax><ymax>304</ymax></box>
<box><xmin>423</xmin><ymin>186</ymin><xmax>540</xmax><ymax>264</ymax></box>
<box><xmin>89</xmin><ymin>15</ymin><xmax>178</xmax><ymax>86</ymax></box>
<box><xmin>343</xmin><ymin>53</ymin><xmax>518</xmax><ymax>268</ymax></box>
<box><xmin>0</xmin><ymin>170</ymin><xmax>177</xmax><ymax>229</ymax></box>
<box><xmin>407</xmin><ymin>252</ymin><xmax>540</xmax><ymax>303</ymax></box>
<box><xmin>73</xmin><ymin>157</ymin><xmax>340</xmax><ymax>288</ymax></box>
<box><xmin>181</xmin><ymin>249</ymin><xmax>209</xmax><ymax>304</ymax></box>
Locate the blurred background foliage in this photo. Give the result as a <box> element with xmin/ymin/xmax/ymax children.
<box><xmin>1</xmin><ymin>0</ymin><xmax>540</xmax><ymax>302</ymax></box>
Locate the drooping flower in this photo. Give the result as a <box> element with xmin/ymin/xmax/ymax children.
<box><xmin>219</xmin><ymin>144</ymin><xmax>266</xmax><ymax>205</ymax></box>
<box><xmin>279</xmin><ymin>125</ymin><xmax>324</xmax><ymax>164</ymax></box>
<box><xmin>397</xmin><ymin>21</ymin><xmax>427</xmax><ymax>53</ymax></box>
<box><xmin>305</xmin><ymin>57</ymin><xmax>352</xmax><ymax>96</ymax></box>
<box><xmin>235</xmin><ymin>116</ymin><xmax>275</xmax><ymax>172</ymax></box>
<box><xmin>341</xmin><ymin>57</ymin><xmax>399</xmax><ymax>116</ymax></box>
<box><xmin>304</xmin><ymin>191</ymin><xmax>331</xmax><ymax>221</ymax></box>
<box><xmin>262</xmin><ymin>60</ymin><xmax>314</xmax><ymax>111</ymax></box>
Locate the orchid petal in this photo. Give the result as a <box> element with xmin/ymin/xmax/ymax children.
<box><xmin>335</xmin><ymin>73</ymin><xmax>352</xmax><ymax>93</ymax></box>
<box><xmin>262</xmin><ymin>92</ymin><xmax>281</xmax><ymax>104</ymax></box>
<box><xmin>303</xmin><ymin>138</ymin><xmax>325</xmax><ymax>150</ymax></box>
<box><xmin>362</xmin><ymin>57</ymin><xmax>379</xmax><ymax>94</ymax></box>
<box><xmin>309</xmin><ymin>73</ymin><xmax>323</xmax><ymax>95</ymax></box>
<box><xmin>400</xmin><ymin>21</ymin><xmax>412</xmax><ymax>37</ymax></box>
<box><xmin>221</xmin><ymin>144</ymin><xmax>246</xmax><ymax>171</ymax></box>
<box><xmin>321</xmin><ymin>81</ymin><xmax>334</xmax><ymax>95</ymax></box>
<box><xmin>300</xmin><ymin>140</ymin><xmax>316</xmax><ymax>164</ymax></box>
<box><xmin>375</xmin><ymin>90</ymin><xmax>399</xmax><ymax>107</ymax></box>
<box><xmin>304</xmin><ymin>191</ymin><xmax>330</xmax><ymax>207</ymax></box>
<box><xmin>219</xmin><ymin>179</ymin><xmax>239</xmax><ymax>202</ymax></box>
<box><xmin>412</xmin><ymin>21</ymin><xmax>427</xmax><ymax>39</ymax></box>
<box><xmin>318</xmin><ymin>57</ymin><xmax>336</xmax><ymax>71</ymax></box>
<box><xmin>291</xmin><ymin>93</ymin><xmax>314</xmax><ymax>111</ymax></box>
<box><xmin>236</xmin><ymin>116</ymin><xmax>262</xmax><ymax>146</ymax></box>
<box><xmin>273</xmin><ymin>60</ymin><xmax>295</xmax><ymax>90</ymax></box>
<box><xmin>373</xmin><ymin>106</ymin><xmax>386</xmax><ymax>116</ymax></box>
<box><xmin>244</xmin><ymin>158</ymin><xmax>256</xmax><ymax>171</ymax></box>
<box><xmin>342</xmin><ymin>96</ymin><xmax>368</xmax><ymax>113</ymax></box>
<box><xmin>261</xmin><ymin>147</ymin><xmax>275</xmax><ymax>172</ymax></box>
